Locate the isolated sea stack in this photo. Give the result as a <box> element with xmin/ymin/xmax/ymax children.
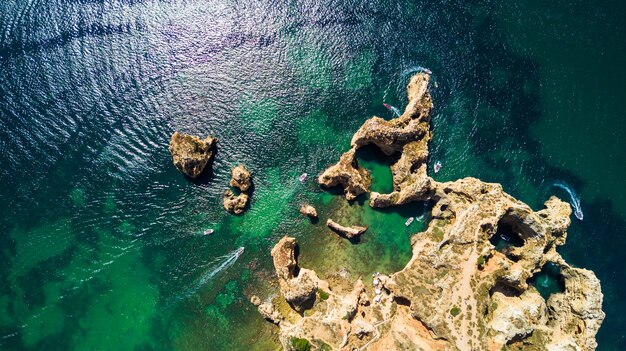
<box><xmin>223</xmin><ymin>164</ymin><xmax>252</xmax><ymax>214</ymax></box>
<box><xmin>169</xmin><ymin>131</ymin><xmax>217</xmax><ymax>178</ymax></box>
<box><xmin>299</xmin><ymin>204</ymin><xmax>318</xmax><ymax>219</ymax></box>
<box><xmin>326</xmin><ymin>218</ymin><xmax>367</xmax><ymax>239</ymax></box>
<box><xmin>254</xmin><ymin>73</ymin><xmax>605</xmax><ymax>350</ymax></box>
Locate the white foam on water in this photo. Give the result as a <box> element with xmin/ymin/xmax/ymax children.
<box><xmin>171</xmin><ymin>247</ymin><xmax>244</xmax><ymax>304</ymax></box>
<box><xmin>553</xmin><ymin>182</ymin><xmax>583</xmax><ymax>220</ymax></box>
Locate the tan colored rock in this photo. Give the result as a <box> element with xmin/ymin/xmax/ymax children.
<box><xmin>326</xmin><ymin>218</ymin><xmax>367</xmax><ymax>239</ymax></box>
<box><xmin>168</xmin><ymin>131</ymin><xmax>216</xmax><ymax>178</ymax></box>
<box><xmin>271</xmin><ymin>236</ymin><xmax>318</xmax><ymax>312</ymax></box>
<box><xmin>250</xmin><ymin>295</ymin><xmax>261</xmax><ymax>306</ymax></box>
<box><xmin>222</xmin><ymin>189</ymin><xmax>248</xmax><ymax>214</ymax></box>
<box><xmin>319</xmin><ymin>74</ymin><xmax>433</xmax><ymax>207</ymax></box>
<box><xmin>258</xmin><ymin>301</ymin><xmax>283</xmax><ymax>325</ymax></box>
<box><xmin>318</xmin><ymin>149</ymin><xmax>371</xmax><ymax>201</ymax></box>
<box><xmin>299</xmin><ymin>204</ymin><xmax>318</xmax><ymax>218</ymax></box>
<box><xmin>230</xmin><ymin>164</ymin><xmax>252</xmax><ymax>192</ymax></box>
<box><xmin>256</xmin><ymin>73</ymin><xmax>604</xmax><ymax>350</ymax></box>
<box><xmin>223</xmin><ymin>164</ymin><xmax>253</xmax><ymax>214</ymax></box>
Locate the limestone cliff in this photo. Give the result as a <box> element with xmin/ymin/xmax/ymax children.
<box><xmin>254</xmin><ymin>73</ymin><xmax>605</xmax><ymax>351</ymax></box>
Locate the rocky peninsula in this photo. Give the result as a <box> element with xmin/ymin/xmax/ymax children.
<box><xmin>254</xmin><ymin>73</ymin><xmax>605</xmax><ymax>350</ymax></box>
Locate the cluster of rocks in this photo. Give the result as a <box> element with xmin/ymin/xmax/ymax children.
<box><xmin>223</xmin><ymin>165</ymin><xmax>252</xmax><ymax>214</ymax></box>
<box><xmin>253</xmin><ymin>73</ymin><xmax>605</xmax><ymax>350</ymax></box>
<box><xmin>169</xmin><ymin>132</ymin><xmax>252</xmax><ymax>214</ymax></box>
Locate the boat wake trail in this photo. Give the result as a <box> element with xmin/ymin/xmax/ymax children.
<box><xmin>171</xmin><ymin>247</ymin><xmax>244</xmax><ymax>304</ymax></box>
<box><xmin>383</xmin><ymin>103</ymin><xmax>401</xmax><ymax>117</ymax></box>
<box><xmin>401</xmin><ymin>66</ymin><xmax>433</xmax><ymax>77</ymax></box>
<box><xmin>552</xmin><ymin>182</ymin><xmax>583</xmax><ymax>220</ymax></box>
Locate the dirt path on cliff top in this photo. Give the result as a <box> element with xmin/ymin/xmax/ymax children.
<box><xmin>448</xmin><ymin>220</ymin><xmax>480</xmax><ymax>351</ymax></box>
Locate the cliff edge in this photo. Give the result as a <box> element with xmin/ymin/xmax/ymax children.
<box><xmin>256</xmin><ymin>73</ymin><xmax>604</xmax><ymax>351</ymax></box>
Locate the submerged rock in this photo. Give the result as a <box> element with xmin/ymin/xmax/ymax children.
<box><xmin>255</xmin><ymin>73</ymin><xmax>604</xmax><ymax>350</ymax></box>
<box><xmin>168</xmin><ymin>131</ymin><xmax>217</xmax><ymax>178</ymax></box>
<box><xmin>326</xmin><ymin>218</ymin><xmax>367</xmax><ymax>239</ymax></box>
<box><xmin>223</xmin><ymin>164</ymin><xmax>252</xmax><ymax>214</ymax></box>
<box><xmin>299</xmin><ymin>204</ymin><xmax>318</xmax><ymax>219</ymax></box>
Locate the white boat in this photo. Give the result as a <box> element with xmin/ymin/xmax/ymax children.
<box><xmin>299</xmin><ymin>173</ymin><xmax>308</xmax><ymax>182</ymax></box>
<box><xmin>405</xmin><ymin>217</ymin><xmax>414</xmax><ymax>226</ymax></box>
<box><xmin>203</xmin><ymin>229</ymin><xmax>214</xmax><ymax>235</ymax></box>
<box><xmin>434</xmin><ymin>161</ymin><xmax>442</xmax><ymax>174</ymax></box>
<box><xmin>500</xmin><ymin>234</ymin><xmax>511</xmax><ymax>242</ymax></box>
<box><xmin>235</xmin><ymin>247</ymin><xmax>245</xmax><ymax>256</ymax></box>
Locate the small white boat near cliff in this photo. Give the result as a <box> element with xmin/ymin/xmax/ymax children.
<box><xmin>405</xmin><ymin>217</ymin><xmax>414</xmax><ymax>226</ymax></box>
<box><xmin>299</xmin><ymin>173</ymin><xmax>308</xmax><ymax>182</ymax></box>
<box><xmin>434</xmin><ymin>161</ymin><xmax>442</xmax><ymax>174</ymax></box>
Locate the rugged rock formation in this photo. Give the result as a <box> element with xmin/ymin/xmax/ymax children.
<box><xmin>318</xmin><ymin>149</ymin><xmax>371</xmax><ymax>201</ymax></box>
<box><xmin>319</xmin><ymin>74</ymin><xmax>433</xmax><ymax>207</ymax></box>
<box><xmin>255</xmin><ymin>73</ymin><xmax>605</xmax><ymax>350</ymax></box>
<box><xmin>230</xmin><ymin>164</ymin><xmax>252</xmax><ymax>192</ymax></box>
<box><xmin>223</xmin><ymin>164</ymin><xmax>252</xmax><ymax>214</ymax></box>
<box><xmin>326</xmin><ymin>219</ymin><xmax>367</xmax><ymax>239</ymax></box>
<box><xmin>299</xmin><ymin>204</ymin><xmax>318</xmax><ymax>219</ymax></box>
<box><xmin>223</xmin><ymin>190</ymin><xmax>248</xmax><ymax>214</ymax></box>
<box><xmin>271</xmin><ymin>236</ymin><xmax>319</xmax><ymax>312</ymax></box>
<box><xmin>169</xmin><ymin>131</ymin><xmax>217</xmax><ymax>178</ymax></box>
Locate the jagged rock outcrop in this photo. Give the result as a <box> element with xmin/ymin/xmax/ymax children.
<box><xmin>319</xmin><ymin>74</ymin><xmax>433</xmax><ymax>207</ymax></box>
<box><xmin>169</xmin><ymin>131</ymin><xmax>217</xmax><ymax>178</ymax></box>
<box><xmin>230</xmin><ymin>164</ymin><xmax>252</xmax><ymax>191</ymax></box>
<box><xmin>299</xmin><ymin>204</ymin><xmax>318</xmax><ymax>219</ymax></box>
<box><xmin>223</xmin><ymin>164</ymin><xmax>252</xmax><ymax>214</ymax></box>
<box><xmin>318</xmin><ymin>149</ymin><xmax>371</xmax><ymax>201</ymax></box>
<box><xmin>326</xmin><ymin>218</ymin><xmax>367</xmax><ymax>239</ymax></box>
<box><xmin>223</xmin><ymin>190</ymin><xmax>248</xmax><ymax>214</ymax></box>
<box><xmin>271</xmin><ymin>236</ymin><xmax>319</xmax><ymax>312</ymax></box>
<box><xmin>256</xmin><ymin>73</ymin><xmax>604</xmax><ymax>350</ymax></box>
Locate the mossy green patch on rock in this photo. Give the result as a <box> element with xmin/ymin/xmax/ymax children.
<box><xmin>289</xmin><ymin>337</ymin><xmax>312</xmax><ymax>351</ymax></box>
<box><xmin>450</xmin><ymin>306</ymin><xmax>461</xmax><ymax>317</ymax></box>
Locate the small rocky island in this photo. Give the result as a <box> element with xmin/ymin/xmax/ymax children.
<box><xmin>223</xmin><ymin>164</ymin><xmax>252</xmax><ymax>214</ymax></box>
<box><xmin>169</xmin><ymin>131</ymin><xmax>217</xmax><ymax>178</ymax></box>
<box><xmin>253</xmin><ymin>73</ymin><xmax>605</xmax><ymax>350</ymax></box>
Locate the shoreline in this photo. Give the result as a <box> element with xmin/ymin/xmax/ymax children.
<box><xmin>251</xmin><ymin>73</ymin><xmax>605</xmax><ymax>350</ymax></box>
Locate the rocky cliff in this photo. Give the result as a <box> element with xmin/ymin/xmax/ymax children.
<box><xmin>255</xmin><ymin>73</ymin><xmax>605</xmax><ymax>351</ymax></box>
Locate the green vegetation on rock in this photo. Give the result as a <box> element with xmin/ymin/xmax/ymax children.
<box><xmin>290</xmin><ymin>337</ymin><xmax>312</xmax><ymax>351</ymax></box>
<box><xmin>450</xmin><ymin>306</ymin><xmax>461</xmax><ymax>317</ymax></box>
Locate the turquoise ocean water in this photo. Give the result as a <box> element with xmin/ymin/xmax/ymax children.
<box><xmin>0</xmin><ymin>0</ymin><xmax>624</xmax><ymax>349</ymax></box>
